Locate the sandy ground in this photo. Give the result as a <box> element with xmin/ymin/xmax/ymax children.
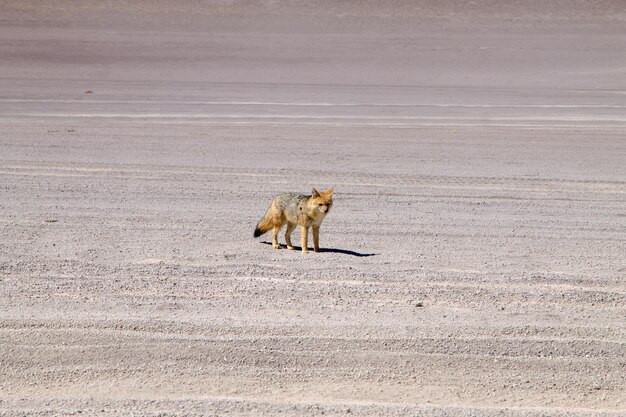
<box><xmin>1</xmin><ymin>1</ymin><xmax>625</xmax><ymax>416</ymax></box>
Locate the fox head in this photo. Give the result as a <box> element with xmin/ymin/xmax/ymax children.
<box><xmin>309</xmin><ymin>187</ymin><xmax>334</xmax><ymax>217</ymax></box>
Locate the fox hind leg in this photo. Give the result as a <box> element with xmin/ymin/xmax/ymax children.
<box><xmin>271</xmin><ymin>225</ymin><xmax>282</xmax><ymax>249</ymax></box>
<box><xmin>270</xmin><ymin>207</ymin><xmax>285</xmax><ymax>249</ymax></box>
<box><xmin>285</xmin><ymin>222</ymin><xmax>296</xmax><ymax>250</ymax></box>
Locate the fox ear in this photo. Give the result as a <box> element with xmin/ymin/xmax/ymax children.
<box><xmin>312</xmin><ymin>188</ymin><xmax>320</xmax><ymax>197</ymax></box>
<box><xmin>327</xmin><ymin>187</ymin><xmax>334</xmax><ymax>195</ymax></box>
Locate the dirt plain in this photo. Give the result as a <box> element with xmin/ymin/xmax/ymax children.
<box><xmin>1</xmin><ymin>1</ymin><xmax>625</xmax><ymax>416</ymax></box>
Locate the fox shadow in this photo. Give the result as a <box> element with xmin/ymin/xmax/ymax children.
<box><xmin>260</xmin><ymin>241</ymin><xmax>376</xmax><ymax>257</ymax></box>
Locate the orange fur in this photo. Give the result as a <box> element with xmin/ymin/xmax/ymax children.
<box><xmin>254</xmin><ymin>187</ymin><xmax>334</xmax><ymax>253</ymax></box>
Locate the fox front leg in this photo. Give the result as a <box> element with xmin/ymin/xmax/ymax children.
<box><xmin>300</xmin><ymin>225</ymin><xmax>309</xmax><ymax>253</ymax></box>
<box><xmin>312</xmin><ymin>225</ymin><xmax>320</xmax><ymax>252</ymax></box>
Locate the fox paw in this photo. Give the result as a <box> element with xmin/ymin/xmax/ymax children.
<box><xmin>287</xmin><ymin>245</ymin><xmax>295</xmax><ymax>250</ymax></box>
<box><xmin>272</xmin><ymin>244</ymin><xmax>281</xmax><ymax>249</ymax></box>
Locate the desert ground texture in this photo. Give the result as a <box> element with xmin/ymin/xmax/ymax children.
<box><xmin>1</xmin><ymin>1</ymin><xmax>625</xmax><ymax>416</ymax></box>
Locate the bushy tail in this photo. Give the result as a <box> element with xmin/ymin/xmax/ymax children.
<box><xmin>253</xmin><ymin>213</ymin><xmax>273</xmax><ymax>237</ymax></box>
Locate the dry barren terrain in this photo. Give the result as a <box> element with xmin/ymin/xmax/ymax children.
<box><xmin>1</xmin><ymin>1</ymin><xmax>625</xmax><ymax>416</ymax></box>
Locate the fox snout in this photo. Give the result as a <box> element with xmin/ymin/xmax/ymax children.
<box><xmin>316</xmin><ymin>203</ymin><xmax>331</xmax><ymax>214</ymax></box>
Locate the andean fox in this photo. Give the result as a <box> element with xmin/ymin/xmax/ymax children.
<box><xmin>254</xmin><ymin>187</ymin><xmax>334</xmax><ymax>253</ymax></box>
